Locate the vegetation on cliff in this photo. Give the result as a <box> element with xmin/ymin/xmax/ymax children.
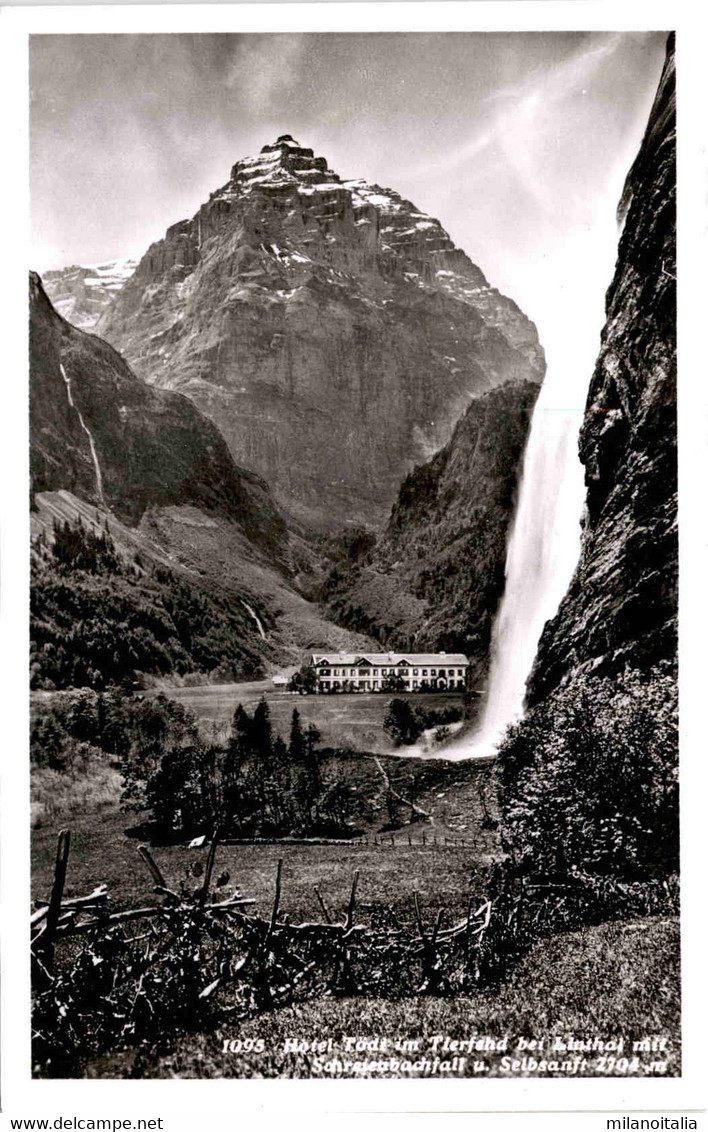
<box><xmin>31</xmin><ymin>517</ymin><xmax>268</xmax><ymax>690</ymax></box>
<box><xmin>496</xmin><ymin>665</ymin><xmax>678</xmax><ymax>881</ymax></box>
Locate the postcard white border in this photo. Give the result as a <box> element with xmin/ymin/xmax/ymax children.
<box><xmin>1</xmin><ymin>2</ymin><xmax>706</xmax><ymax>1127</ymax></box>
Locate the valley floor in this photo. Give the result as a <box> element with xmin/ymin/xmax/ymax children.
<box><xmin>152</xmin><ymin>682</ymin><xmax>471</xmax><ymax>755</ymax></box>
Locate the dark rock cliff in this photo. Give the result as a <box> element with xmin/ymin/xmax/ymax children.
<box><xmin>30</xmin><ymin>272</ymin><xmax>287</xmax><ymax>561</ymax></box>
<box><xmin>526</xmin><ymin>34</ymin><xmax>676</xmax><ymax>705</ymax></box>
<box><xmin>323</xmin><ymin>378</ymin><xmax>539</xmax><ymax>679</ymax></box>
<box><xmin>95</xmin><ymin>134</ymin><xmax>544</xmax><ymax>528</ymax></box>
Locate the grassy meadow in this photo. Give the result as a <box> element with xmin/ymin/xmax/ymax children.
<box><xmin>32</xmin><ymin>807</ymin><xmax>491</xmax><ymax>926</ymax></box>
<box><xmin>154</xmin><ymin>682</ymin><xmax>472</xmax><ymax>754</ymax></box>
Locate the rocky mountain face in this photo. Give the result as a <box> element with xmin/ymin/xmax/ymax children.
<box><xmin>527</xmin><ymin>34</ymin><xmax>676</xmax><ymax>705</ymax></box>
<box><xmin>30</xmin><ymin>273</ymin><xmax>377</xmax><ymax>682</ymax></box>
<box><xmin>30</xmin><ymin>270</ymin><xmax>287</xmax><ymax>557</ymax></box>
<box><xmin>42</xmin><ymin>258</ymin><xmax>137</xmax><ymax>331</ymax></box>
<box><xmin>323</xmin><ymin>378</ymin><xmax>539</xmax><ymax>683</ymax></box>
<box><xmin>96</xmin><ymin>135</ymin><xmax>544</xmax><ymax>528</ymax></box>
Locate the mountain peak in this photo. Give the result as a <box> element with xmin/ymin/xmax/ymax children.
<box><xmin>94</xmin><ymin>137</ymin><xmax>545</xmax><ymax>527</ymax></box>
<box><xmin>266</xmin><ymin>133</ymin><xmax>301</xmax><ymax>149</ymax></box>
<box><xmin>229</xmin><ymin>135</ymin><xmax>334</xmax><ymax>193</ymax></box>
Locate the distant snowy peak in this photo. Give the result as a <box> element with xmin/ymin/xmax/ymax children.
<box><xmin>42</xmin><ymin>257</ymin><xmax>138</xmax><ymax>330</ymax></box>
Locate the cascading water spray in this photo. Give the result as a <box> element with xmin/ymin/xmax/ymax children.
<box><xmin>444</xmin><ymin>214</ymin><xmax>626</xmax><ymax>762</ymax></box>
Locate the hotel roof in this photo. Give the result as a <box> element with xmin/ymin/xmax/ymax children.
<box><xmin>311</xmin><ymin>652</ymin><xmax>469</xmax><ymax>667</ymax></box>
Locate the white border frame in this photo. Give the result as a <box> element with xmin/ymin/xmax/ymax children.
<box><xmin>2</xmin><ymin>3</ymin><xmax>706</xmax><ymax>1127</ymax></box>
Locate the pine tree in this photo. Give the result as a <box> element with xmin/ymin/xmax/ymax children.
<box><xmin>289</xmin><ymin>708</ymin><xmax>305</xmax><ymax>763</ymax></box>
<box><xmin>252</xmin><ymin>697</ymin><xmax>273</xmax><ymax>758</ymax></box>
<box><xmin>228</xmin><ymin>703</ymin><xmax>252</xmax><ymax>757</ymax></box>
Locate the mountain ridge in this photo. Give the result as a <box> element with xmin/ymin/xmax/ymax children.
<box><xmin>322</xmin><ymin>378</ymin><xmax>539</xmax><ymax>682</ymax></box>
<box><xmin>30</xmin><ymin>270</ymin><xmax>288</xmax><ymax>561</ymax></box>
<box><xmin>95</xmin><ymin>133</ymin><xmax>545</xmax><ymax>529</ymax></box>
<box><xmin>42</xmin><ymin>258</ymin><xmax>138</xmax><ymax>331</ymax></box>
<box><xmin>29</xmin><ymin>274</ymin><xmax>379</xmax><ymax>685</ymax></box>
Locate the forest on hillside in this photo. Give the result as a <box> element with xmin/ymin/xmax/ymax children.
<box><xmin>31</xmin><ymin>517</ymin><xmax>268</xmax><ymax>690</ymax></box>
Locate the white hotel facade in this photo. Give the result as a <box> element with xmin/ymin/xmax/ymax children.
<box><xmin>310</xmin><ymin>652</ymin><xmax>469</xmax><ymax>694</ymax></box>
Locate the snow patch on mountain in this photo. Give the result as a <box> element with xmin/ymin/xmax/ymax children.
<box><xmin>43</xmin><ymin>257</ymin><xmax>139</xmax><ymax>331</ymax></box>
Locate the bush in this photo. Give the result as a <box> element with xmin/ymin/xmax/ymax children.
<box><xmin>495</xmin><ymin>665</ymin><xmax>678</xmax><ymax>881</ymax></box>
<box><xmin>382</xmin><ymin>699</ymin><xmax>463</xmax><ymax>746</ymax></box>
<box><xmin>383</xmin><ymin>699</ymin><xmax>425</xmax><ymax>746</ymax></box>
<box><xmin>287</xmin><ymin>665</ymin><xmax>318</xmax><ymax>694</ymax></box>
<box><xmin>120</xmin><ymin>699</ymin><xmax>360</xmax><ymax>839</ymax></box>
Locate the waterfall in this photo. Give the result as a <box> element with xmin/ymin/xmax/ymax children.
<box><xmin>60</xmin><ymin>363</ymin><xmax>105</xmax><ymax>506</ymax></box>
<box><xmin>242</xmin><ymin>601</ymin><xmax>266</xmax><ymax>640</ymax></box>
<box><xmin>445</xmin><ymin>215</ymin><xmax>624</xmax><ymax>761</ymax></box>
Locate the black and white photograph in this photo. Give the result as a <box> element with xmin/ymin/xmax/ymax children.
<box><xmin>2</xmin><ymin>0</ymin><xmax>704</xmax><ymax>1122</ymax></box>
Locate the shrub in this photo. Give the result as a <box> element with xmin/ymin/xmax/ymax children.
<box><xmin>495</xmin><ymin>665</ymin><xmax>678</xmax><ymax>881</ymax></box>
<box><xmin>383</xmin><ymin>699</ymin><xmax>424</xmax><ymax>746</ymax></box>
<box><xmin>287</xmin><ymin>665</ymin><xmax>318</xmax><ymax>694</ymax></box>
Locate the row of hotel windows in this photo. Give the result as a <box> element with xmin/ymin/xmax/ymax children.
<box><xmin>319</xmin><ymin>667</ymin><xmax>465</xmax><ymax>677</ymax></box>
<box><xmin>319</xmin><ymin>677</ymin><xmax>467</xmax><ymax>692</ymax></box>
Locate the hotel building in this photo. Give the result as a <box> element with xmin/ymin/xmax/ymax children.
<box><xmin>309</xmin><ymin>652</ymin><xmax>469</xmax><ymax>693</ymax></box>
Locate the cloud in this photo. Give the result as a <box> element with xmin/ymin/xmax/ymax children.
<box><xmin>402</xmin><ymin>33</ymin><xmax>626</xmax><ymax>204</ymax></box>
<box><xmin>489</xmin><ymin>35</ymin><xmax>625</xmax><ymax>212</ymax></box>
<box><xmin>225</xmin><ymin>35</ymin><xmax>306</xmax><ymax>114</ymax></box>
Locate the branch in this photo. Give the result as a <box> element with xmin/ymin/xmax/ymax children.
<box><xmin>373</xmin><ymin>757</ymin><xmax>430</xmax><ymax>819</ymax></box>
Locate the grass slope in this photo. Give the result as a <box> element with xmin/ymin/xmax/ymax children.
<box><xmin>32</xmin><ymin>490</ymin><xmax>378</xmax><ymax>682</ymax></box>
<box><xmin>83</xmin><ymin>916</ymin><xmax>679</xmax><ymax>1079</ymax></box>
<box><xmin>31</xmin><ymin>748</ymin><xmax>498</xmax><ymax>914</ymax></box>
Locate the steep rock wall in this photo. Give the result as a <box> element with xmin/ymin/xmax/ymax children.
<box><xmin>96</xmin><ymin>135</ymin><xmax>544</xmax><ymax>528</ymax></box>
<box><xmin>323</xmin><ymin>379</ymin><xmax>539</xmax><ymax>679</ymax></box>
<box><xmin>30</xmin><ymin>272</ymin><xmax>288</xmax><ymax>562</ymax></box>
<box><xmin>527</xmin><ymin>35</ymin><xmax>676</xmax><ymax>705</ymax></box>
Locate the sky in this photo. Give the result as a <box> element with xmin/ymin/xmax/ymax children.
<box><xmin>30</xmin><ymin>31</ymin><xmax>667</xmax><ymax>330</ymax></box>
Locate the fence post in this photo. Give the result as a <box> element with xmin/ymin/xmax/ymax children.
<box><xmin>199</xmin><ymin>828</ymin><xmax>221</xmax><ymax>906</ymax></box>
<box><xmin>137</xmin><ymin>845</ymin><xmax>166</xmax><ymax>889</ymax></box>
<box><xmin>41</xmin><ymin>829</ymin><xmax>71</xmax><ymax>976</ymax></box>
<box><xmin>464</xmin><ymin>893</ymin><xmax>474</xmax><ymax>989</ymax></box>
<box><xmin>413</xmin><ymin>891</ymin><xmax>423</xmax><ymax>933</ymax></box>
<box><xmin>345</xmin><ymin>871</ymin><xmax>360</xmax><ymax>931</ymax></box>
<box><xmin>265</xmin><ymin>858</ymin><xmax>283</xmax><ymax>948</ymax></box>
<box><xmin>314</xmin><ymin>884</ymin><xmax>332</xmax><ymax>924</ymax></box>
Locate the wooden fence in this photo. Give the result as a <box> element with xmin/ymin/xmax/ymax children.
<box><xmin>214</xmin><ymin>833</ymin><xmax>475</xmax><ymax>849</ymax></box>
<box><xmin>31</xmin><ymin>827</ymin><xmax>493</xmax><ymax>1054</ymax></box>
<box><xmin>31</xmin><ymin>828</ymin><xmax>676</xmax><ymax>1070</ymax></box>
